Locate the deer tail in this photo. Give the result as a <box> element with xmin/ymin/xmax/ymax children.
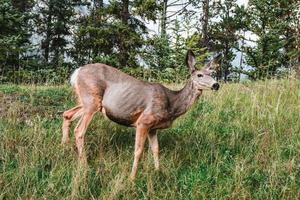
<box><xmin>70</xmin><ymin>67</ymin><xmax>82</xmax><ymax>87</ymax></box>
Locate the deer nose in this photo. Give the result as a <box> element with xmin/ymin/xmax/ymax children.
<box><xmin>212</xmin><ymin>83</ymin><xmax>220</xmax><ymax>91</ymax></box>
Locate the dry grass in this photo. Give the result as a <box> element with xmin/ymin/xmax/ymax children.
<box><xmin>0</xmin><ymin>78</ymin><xmax>300</xmax><ymax>199</ymax></box>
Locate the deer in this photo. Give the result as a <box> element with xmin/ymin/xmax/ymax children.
<box><xmin>62</xmin><ymin>50</ymin><xmax>221</xmax><ymax>179</ymax></box>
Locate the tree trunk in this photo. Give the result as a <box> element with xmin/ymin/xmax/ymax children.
<box><xmin>43</xmin><ymin>9</ymin><xmax>52</xmax><ymax>64</ymax></box>
<box><xmin>53</xmin><ymin>36</ymin><xmax>60</xmax><ymax>68</ymax></box>
<box><xmin>223</xmin><ymin>43</ymin><xmax>230</xmax><ymax>82</ymax></box>
<box><xmin>160</xmin><ymin>0</ymin><xmax>168</xmax><ymax>37</ymax></box>
<box><xmin>201</xmin><ymin>0</ymin><xmax>209</xmax><ymax>49</ymax></box>
<box><xmin>119</xmin><ymin>0</ymin><xmax>130</xmax><ymax>67</ymax></box>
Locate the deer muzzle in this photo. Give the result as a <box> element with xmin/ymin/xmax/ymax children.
<box><xmin>211</xmin><ymin>83</ymin><xmax>220</xmax><ymax>91</ymax></box>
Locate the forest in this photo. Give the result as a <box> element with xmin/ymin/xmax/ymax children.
<box><xmin>0</xmin><ymin>0</ymin><xmax>299</xmax><ymax>84</ymax></box>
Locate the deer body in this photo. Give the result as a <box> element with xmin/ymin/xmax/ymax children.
<box><xmin>62</xmin><ymin>50</ymin><xmax>220</xmax><ymax>179</ymax></box>
<box><xmin>74</xmin><ymin>64</ymin><xmax>200</xmax><ymax>128</ymax></box>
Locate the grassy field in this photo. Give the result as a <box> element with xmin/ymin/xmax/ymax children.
<box><xmin>0</xmin><ymin>79</ymin><xmax>300</xmax><ymax>199</ymax></box>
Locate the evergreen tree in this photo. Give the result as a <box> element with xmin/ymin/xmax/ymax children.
<box><xmin>209</xmin><ymin>0</ymin><xmax>245</xmax><ymax>81</ymax></box>
<box><xmin>35</xmin><ymin>0</ymin><xmax>75</xmax><ymax>67</ymax></box>
<box><xmin>243</xmin><ymin>0</ymin><xmax>299</xmax><ymax>79</ymax></box>
<box><xmin>0</xmin><ymin>0</ymin><xmax>33</xmax><ymax>82</ymax></box>
<box><xmin>72</xmin><ymin>0</ymin><xmax>158</xmax><ymax>68</ymax></box>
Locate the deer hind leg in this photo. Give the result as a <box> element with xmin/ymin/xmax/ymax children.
<box><xmin>130</xmin><ymin>125</ymin><xmax>149</xmax><ymax>180</ymax></box>
<box><xmin>74</xmin><ymin>109</ymin><xmax>97</xmax><ymax>158</ymax></box>
<box><xmin>74</xmin><ymin>89</ymin><xmax>102</xmax><ymax>158</ymax></box>
<box><xmin>148</xmin><ymin>130</ymin><xmax>159</xmax><ymax>170</ymax></box>
<box><xmin>62</xmin><ymin>105</ymin><xmax>83</xmax><ymax>144</ymax></box>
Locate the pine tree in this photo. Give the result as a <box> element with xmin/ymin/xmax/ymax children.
<box><xmin>0</xmin><ymin>0</ymin><xmax>33</xmax><ymax>82</ymax></box>
<box><xmin>35</xmin><ymin>0</ymin><xmax>75</xmax><ymax>67</ymax></box>
<box><xmin>72</xmin><ymin>0</ymin><xmax>158</xmax><ymax>68</ymax></box>
<box><xmin>209</xmin><ymin>0</ymin><xmax>245</xmax><ymax>81</ymax></box>
<box><xmin>243</xmin><ymin>0</ymin><xmax>299</xmax><ymax>79</ymax></box>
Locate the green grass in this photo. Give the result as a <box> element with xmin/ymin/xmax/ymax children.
<box><xmin>1</xmin><ymin>79</ymin><xmax>300</xmax><ymax>199</ymax></box>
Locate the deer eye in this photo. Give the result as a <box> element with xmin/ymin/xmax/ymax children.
<box><xmin>197</xmin><ymin>74</ymin><xmax>203</xmax><ymax>78</ymax></box>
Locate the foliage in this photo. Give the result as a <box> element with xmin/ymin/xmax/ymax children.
<box><xmin>143</xmin><ymin>35</ymin><xmax>174</xmax><ymax>69</ymax></box>
<box><xmin>0</xmin><ymin>0</ymin><xmax>33</xmax><ymax>75</ymax></box>
<box><xmin>72</xmin><ymin>0</ymin><xmax>159</xmax><ymax>68</ymax></box>
<box><xmin>242</xmin><ymin>0</ymin><xmax>300</xmax><ymax>79</ymax></box>
<box><xmin>34</xmin><ymin>0</ymin><xmax>75</xmax><ymax>65</ymax></box>
<box><xmin>0</xmin><ymin>0</ymin><xmax>299</xmax><ymax>83</ymax></box>
<box><xmin>209</xmin><ymin>0</ymin><xmax>246</xmax><ymax>81</ymax></box>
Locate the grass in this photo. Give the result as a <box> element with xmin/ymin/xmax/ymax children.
<box><xmin>0</xmin><ymin>79</ymin><xmax>300</xmax><ymax>199</ymax></box>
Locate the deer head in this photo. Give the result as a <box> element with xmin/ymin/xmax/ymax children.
<box><xmin>186</xmin><ymin>50</ymin><xmax>221</xmax><ymax>91</ymax></box>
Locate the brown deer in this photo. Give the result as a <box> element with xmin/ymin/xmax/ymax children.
<box><xmin>62</xmin><ymin>50</ymin><xmax>221</xmax><ymax>179</ymax></box>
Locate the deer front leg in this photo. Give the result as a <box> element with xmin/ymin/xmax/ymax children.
<box><xmin>130</xmin><ymin>125</ymin><xmax>148</xmax><ymax>180</ymax></box>
<box><xmin>148</xmin><ymin>129</ymin><xmax>159</xmax><ymax>170</ymax></box>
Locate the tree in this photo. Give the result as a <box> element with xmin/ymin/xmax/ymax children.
<box><xmin>35</xmin><ymin>0</ymin><xmax>75</xmax><ymax>67</ymax></box>
<box><xmin>241</xmin><ymin>0</ymin><xmax>299</xmax><ymax>79</ymax></box>
<box><xmin>279</xmin><ymin>0</ymin><xmax>300</xmax><ymax>77</ymax></box>
<box><xmin>209</xmin><ymin>0</ymin><xmax>246</xmax><ymax>81</ymax></box>
<box><xmin>72</xmin><ymin>0</ymin><xmax>158</xmax><ymax>68</ymax></box>
<box><xmin>0</xmin><ymin>0</ymin><xmax>33</xmax><ymax>82</ymax></box>
<box><xmin>184</xmin><ymin>0</ymin><xmax>242</xmax><ymax>81</ymax></box>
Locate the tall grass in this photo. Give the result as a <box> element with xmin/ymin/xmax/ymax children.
<box><xmin>0</xmin><ymin>79</ymin><xmax>300</xmax><ymax>199</ymax></box>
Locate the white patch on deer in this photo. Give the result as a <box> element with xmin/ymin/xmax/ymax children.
<box><xmin>70</xmin><ymin>67</ymin><xmax>81</xmax><ymax>86</ymax></box>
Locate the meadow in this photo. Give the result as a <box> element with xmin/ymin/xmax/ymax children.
<box><xmin>0</xmin><ymin>78</ymin><xmax>300</xmax><ymax>199</ymax></box>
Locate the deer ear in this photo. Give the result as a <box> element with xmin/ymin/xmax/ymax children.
<box><xmin>205</xmin><ymin>53</ymin><xmax>222</xmax><ymax>70</ymax></box>
<box><xmin>186</xmin><ymin>50</ymin><xmax>196</xmax><ymax>73</ymax></box>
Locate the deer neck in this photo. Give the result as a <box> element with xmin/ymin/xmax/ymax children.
<box><xmin>170</xmin><ymin>79</ymin><xmax>202</xmax><ymax>119</ymax></box>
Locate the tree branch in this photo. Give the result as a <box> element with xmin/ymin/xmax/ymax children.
<box><xmin>246</xmin><ymin>47</ymin><xmax>259</xmax><ymax>69</ymax></box>
<box><xmin>166</xmin><ymin>2</ymin><xmax>191</xmax><ymax>19</ymax></box>
<box><xmin>168</xmin><ymin>0</ymin><xmax>181</xmax><ymax>6</ymax></box>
